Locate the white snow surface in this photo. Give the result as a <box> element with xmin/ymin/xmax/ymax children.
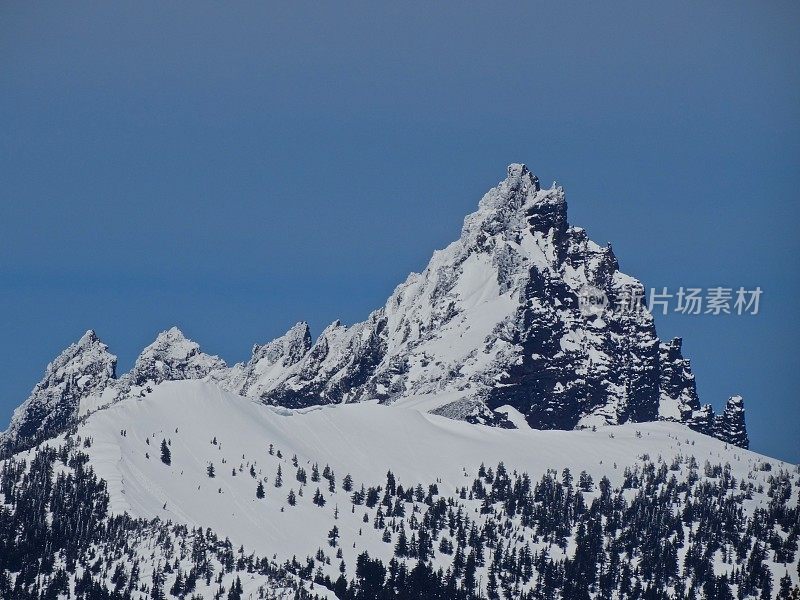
<box><xmin>48</xmin><ymin>380</ymin><xmax>793</xmax><ymax>584</ymax></box>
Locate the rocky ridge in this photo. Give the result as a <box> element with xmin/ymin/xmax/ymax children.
<box><xmin>0</xmin><ymin>164</ymin><xmax>749</xmax><ymax>455</ymax></box>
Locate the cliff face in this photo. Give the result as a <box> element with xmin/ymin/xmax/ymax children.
<box><xmin>0</xmin><ymin>330</ymin><xmax>117</xmax><ymax>455</ymax></box>
<box><xmin>713</xmin><ymin>395</ymin><xmax>750</xmax><ymax>449</ymax></box>
<box><xmin>210</xmin><ymin>164</ymin><xmax>746</xmax><ymax>441</ymax></box>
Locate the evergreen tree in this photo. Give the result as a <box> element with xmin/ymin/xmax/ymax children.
<box><xmin>328</xmin><ymin>525</ymin><xmax>340</xmax><ymax>547</ymax></box>
<box><xmin>256</xmin><ymin>481</ymin><xmax>265</xmax><ymax>499</ymax></box>
<box><xmin>343</xmin><ymin>473</ymin><xmax>354</xmax><ymax>492</ymax></box>
<box><xmin>151</xmin><ymin>565</ymin><xmax>165</xmax><ymax>600</ymax></box>
<box><xmin>160</xmin><ymin>439</ymin><xmax>171</xmax><ymax>465</ymax></box>
<box><xmin>395</xmin><ymin>527</ymin><xmax>408</xmax><ymax>557</ymax></box>
<box><xmin>227</xmin><ymin>575</ymin><xmax>243</xmax><ymax>600</ymax></box>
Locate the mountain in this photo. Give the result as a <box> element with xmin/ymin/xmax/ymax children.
<box><xmin>0</xmin><ymin>164</ymin><xmax>747</xmax><ymax>459</ymax></box>
<box><xmin>0</xmin><ymin>164</ymin><xmax>794</xmax><ymax>598</ymax></box>
<box><xmin>0</xmin><ymin>330</ymin><xmax>117</xmax><ymax>456</ymax></box>
<box><xmin>207</xmin><ymin>163</ymin><xmax>747</xmax><ymax>440</ymax></box>
<box><xmin>129</xmin><ymin>326</ymin><xmax>226</xmax><ymax>387</ymax></box>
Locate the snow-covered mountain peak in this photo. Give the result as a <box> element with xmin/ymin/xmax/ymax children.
<box><xmin>503</xmin><ymin>162</ymin><xmax>540</xmax><ymax>193</ymax></box>
<box><xmin>199</xmin><ymin>164</ymin><xmax>748</xmax><ymax>443</ymax></box>
<box><xmin>130</xmin><ymin>327</ymin><xmax>226</xmax><ymax>387</ymax></box>
<box><xmin>461</xmin><ymin>163</ymin><xmax>551</xmax><ymax>244</ymax></box>
<box><xmin>77</xmin><ymin>328</ymin><xmax>101</xmax><ymax>346</ymax></box>
<box><xmin>48</xmin><ymin>329</ymin><xmax>116</xmax><ymax>387</ymax></box>
<box><xmin>1</xmin><ymin>164</ymin><xmax>752</xmax><ymax>454</ymax></box>
<box><xmin>147</xmin><ymin>325</ymin><xmax>192</xmax><ymax>352</ymax></box>
<box><xmin>0</xmin><ymin>329</ymin><xmax>117</xmax><ymax>455</ymax></box>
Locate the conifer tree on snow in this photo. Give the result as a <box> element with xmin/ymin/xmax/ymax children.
<box><xmin>342</xmin><ymin>473</ymin><xmax>353</xmax><ymax>492</ymax></box>
<box><xmin>328</xmin><ymin>525</ymin><xmax>339</xmax><ymax>547</ymax></box>
<box><xmin>160</xmin><ymin>439</ymin><xmax>171</xmax><ymax>465</ymax></box>
<box><xmin>151</xmin><ymin>565</ymin><xmax>165</xmax><ymax>600</ymax></box>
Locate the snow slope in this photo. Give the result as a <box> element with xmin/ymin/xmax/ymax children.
<box><xmin>47</xmin><ymin>380</ymin><xmax>792</xmax><ymax>589</ymax></box>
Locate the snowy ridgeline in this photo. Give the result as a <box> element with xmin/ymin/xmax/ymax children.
<box><xmin>1</xmin><ymin>380</ymin><xmax>797</xmax><ymax>599</ymax></box>
<box><xmin>1</xmin><ymin>165</ymin><xmax>749</xmax><ymax>460</ymax></box>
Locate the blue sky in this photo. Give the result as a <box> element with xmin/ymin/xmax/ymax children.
<box><xmin>1</xmin><ymin>2</ymin><xmax>798</xmax><ymax>461</ymax></box>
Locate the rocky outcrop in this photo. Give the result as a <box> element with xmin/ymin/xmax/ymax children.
<box><xmin>216</xmin><ymin>321</ymin><xmax>313</xmax><ymax>401</ymax></box>
<box><xmin>713</xmin><ymin>395</ymin><xmax>749</xmax><ymax>449</ymax></box>
<box><xmin>130</xmin><ymin>327</ymin><xmax>226</xmax><ymax>387</ymax></box>
<box><xmin>657</xmin><ymin>337</ymin><xmax>726</xmax><ymax>437</ymax></box>
<box><xmin>0</xmin><ymin>330</ymin><xmax>117</xmax><ymax>456</ymax></box>
<box><xmin>0</xmin><ymin>327</ymin><xmax>226</xmax><ymax>455</ymax></box>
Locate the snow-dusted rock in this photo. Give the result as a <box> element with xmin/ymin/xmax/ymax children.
<box><xmin>658</xmin><ymin>337</ymin><xmax>701</xmax><ymax>420</ymax></box>
<box><xmin>714</xmin><ymin>394</ymin><xmax>749</xmax><ymax>449</ymax></box>
<box><xmin>213</xmin><ymin>321</ymin><xmax>312</xmax><ymax>399</ymax></box>
<box><xmin>0</xmin><ymin>330</ymin><xmax>116</xmax><ymax>455</ymax></box>
<box><xmin>130</xmin><ymin>326</ymin><xmax>226</xmax><ymax>387</ymax></box>
<box><xmin>224</xmin><ymin>163</ymin><xmax>740</xmax><ymax>440</ymax></box>
<box><xmin>1</xmin><ymin>164</ymin><xmax>750</xmax><ymax>449</ymax></box>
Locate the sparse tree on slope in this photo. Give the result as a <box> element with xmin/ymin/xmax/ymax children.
<box><xmin>159</xmin><ymin>439</ymin><xmax>171</xmax><ymax>465</ymax></box>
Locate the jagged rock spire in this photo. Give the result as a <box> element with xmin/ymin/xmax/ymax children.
<box><xmin>657</xmin><ymin>337</ymin><xmax>716</xmax><ymax>434</ymax></box>
<box><xmin>713</xmin><ymin>395</ymin><xmax>749</xmax><ymax>449</ymax></box>
<box><xmin>217</xmin><ymin>322</ymin><xmax>313</xmax><ymax>400</ymax></box>
<box><xmin>0</xmin><ymin>330</ymin><xmax>117</xmax><ymax>456</ymax></box>
<box><xmin>658</xmin><ymin>337</ymin><xmax>700</xmax><ymax>420</ymax></box>
<box><xmin>251</xmin><ymin>322</ymin><xmax>312</xmax><ymax>367</ymax></box>
<box><xmin>130</xmin><ymin>327</ymin><xmax>226</xmax><ymax>386</ymax></box>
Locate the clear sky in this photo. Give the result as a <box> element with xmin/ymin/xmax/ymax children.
<box><xmin>1</xmin><ymin>2</ymin><xmax>798</xmax><ymax>462</ymax></box>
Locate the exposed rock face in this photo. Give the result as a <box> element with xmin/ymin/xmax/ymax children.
<box><xmin>0</xmin><ymin>330</ymin><xmax>116</xmax><ymax>456</ymax></box>
<box><xmin>481</xmin><ymin>200</ymin><xmax>662</xmax><ymax>429</ymax></box>
<box><xmin>222</xmin><ymin>164</ymin><xmax>665</xmax><ymax>429</ymax></box>
<box><xmin>658</xmin><ymin>337</ymin><xmax>700</xmax><ymax>420</ymax></box>
<box><xmin>215</xmin><ymin>322</ymin><xmax>313</xmax><ymax>401</ymax></box>
<box><xmin>1</xmin><ymin>327</ymin><xmax>225</xmax><ymax>455</ymax></box>
<box><xmin>657</xmin><ymin>337</ymin><xmax>716</xmax><ymax>433</ymax></box>
<box><xmin>130</xmin><ymin>327</ymin><xmax>226</xmax><ymax>387</ymax></box>
<box><xmin>0</xmin><ymin>164</ymin><xmax>751</xmax><ymax>450</ymax></box>
<box><xmin>212</xmin><ymin>164</ymin><xmax>747</xmax><ymax>445</ymax></box>
<box><xmin>713</xmin><ymin>395</ymin><xmax>749</xmax><ymax>449</ymax></box>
